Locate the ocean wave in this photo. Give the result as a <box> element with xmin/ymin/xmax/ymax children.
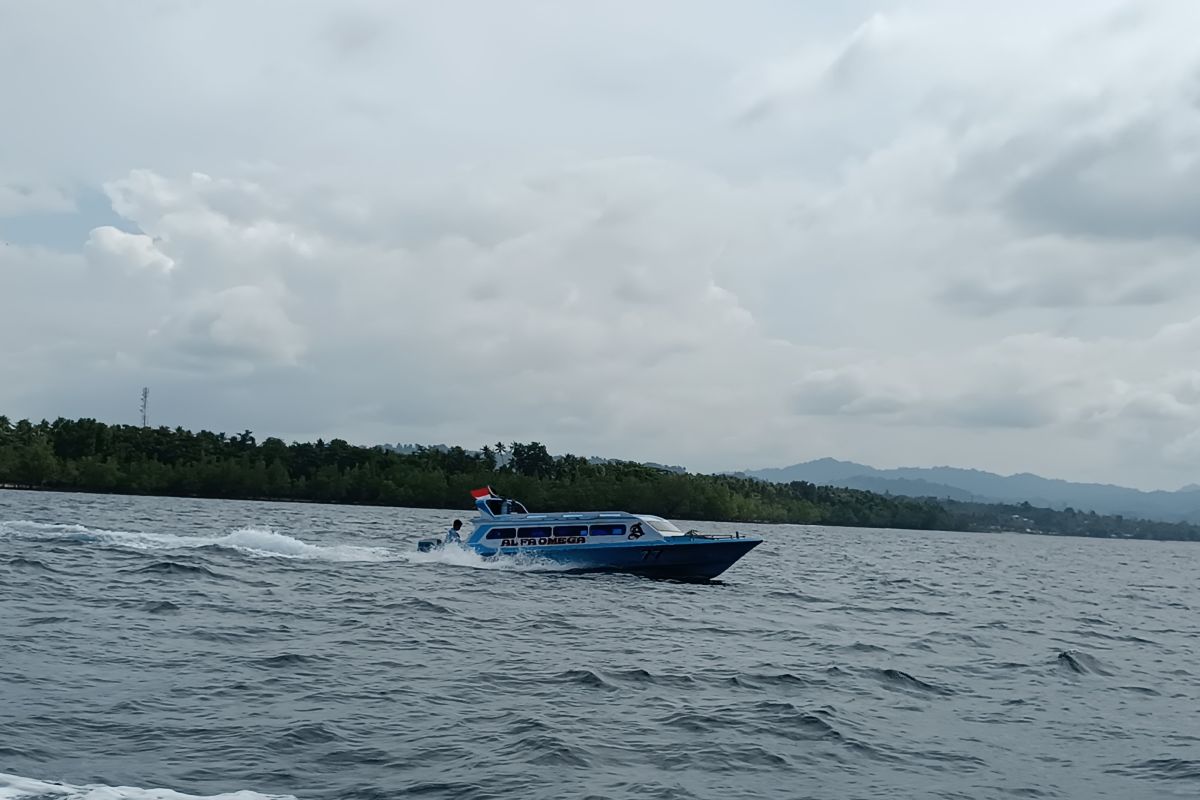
<box><xmin>314</xmin><ymin>747</ymin><xmax>391</xmax><ymax>766</ymax></box>
<box><xmin>871</xmin><ymin>668</ymin><xmax>955</xmax><ymax>696</ymax></box>
<box><xmin>1109</xmin><ymin>758</ymin><xmax>1200</xmax><ymax>781</ymax></box>
<box><xmin>17</xmin><ymin>616</ymin><xmax>71</xmax><ymax>627</ymax></box>
<box><xmin>658</xmin><ymin>701</ymin><xmax>841</xmax><ymax>747</ymax></box>
<box><xmin>497</xmin><ymin>734</ymin><xmax>592</xmax><ymax>768</ymax></box>
<box><xmin>727</xmin><ymin>671</ymin><xmax>816</xmax><ymax>690</ymax></box>
<box><xmin>402</xmin><ymin>598</ymin><xmax>455</xmax><ymax>615</ymax></box>
<box><xmin>129</xmin><ymin>561</ymin><xmax>230</xmax><ymax>579</ymax></box>
<box><xmin>659</xmin><ymin>741</ymin><xmax>792</xmax><ymax>771</ymax></box>
<box><xmin>1056</xmin><ymin>650</ymin><xmax>1114</xmax><ymax>676</ymax></box>
<box><xmin>142</xmin><ymin>600</ymin><xmax>182</xmax><ymax>614</ymax></box>
<box><xmin>383</xmin><ymin>782</ymin><xmax>493</xmax><ymax>800</ymax></box>
<box><xmin>765</xmin><ymin>589</ymin><xmax>829</xmax><ymax>603</ymax></box>
<box><xmin>3</xmin><ymin>556</ymin><xmax>60</xmax><ymax>572</ymax></box>
<box><xmin>272</xmin><ymin>721</ymin><xmax>345</xmax><ymax>747</ymax></box>
<box><xmin>554</xmin><ymin>668</ymin><xmax>618</xmax><ymax>691</ymax></box>
<box><xmin>256</xmin><ymin>653</ymin><xmax>326</xmax><ymax>668</ymax></box>
<box><xmin>608</xmin><ymin>667</ymin><xmax>697</xmax><ymax>688</ymax></box>
<box><xmin>0</xmin><ymin>772</ymin><xmax>296</xmax><ymax>800</ymax></box>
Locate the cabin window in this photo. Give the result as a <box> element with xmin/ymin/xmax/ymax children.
<box><xmin>518</xmin><ymin>526</ymin><xmax>553</xmax><ymax>538</ymax></box>
<box><xmin>485</xmin><ymin>528</ymin><xmax>516</xmax><ymax>540</ymax></box>
<box><xmin>589</xmin><ymin>524</ymin><xmax>627</xmax><ymax>536</ymax></box>
<box><xmin>643</xmin><ymin>516</ymin><xmax>682</xmax><ymax>534</ymax></box>
<box><xmin>554</xmin><ymin>525</ymin><xmax>588</xmax><ymax>537</ymax></box>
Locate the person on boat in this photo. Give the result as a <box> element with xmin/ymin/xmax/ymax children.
<box><xmin>445</xmin><ymin>519</ymin><xmax>463</xmax><ymax>544</ymax></box>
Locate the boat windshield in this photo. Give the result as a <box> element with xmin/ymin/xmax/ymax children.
<box><xmin>639</xmin><ymin>515</ymin><xmax>682</xmax><ymax>534</ymax></box>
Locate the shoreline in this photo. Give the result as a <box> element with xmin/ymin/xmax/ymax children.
<box><xmin>3</xmin><ymin>484</ymin><xmax>1195</xmax><ymax>544</ymax></box>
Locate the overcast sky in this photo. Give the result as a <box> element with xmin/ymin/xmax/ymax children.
<box><xmin>3</xmin><ymin>1</ymin><xmax>1200</xmax><ymax>489</ymax></box>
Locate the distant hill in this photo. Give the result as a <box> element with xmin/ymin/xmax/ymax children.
<box><xmin>741</xmin><ymin>458</ymin><xmax>1200</xmax><ymax>524</ymax></box>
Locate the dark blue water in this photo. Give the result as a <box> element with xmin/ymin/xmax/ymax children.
<box><xmin>1</xmin><ymin>490</ymin><xmax>1198</xmax><ymax>800</ymax></box>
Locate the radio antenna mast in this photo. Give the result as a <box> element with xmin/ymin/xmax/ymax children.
<box><xmin>140</xmin><ymin>387</ymin><xmax>150</xmax><ymax>428</ymax></box>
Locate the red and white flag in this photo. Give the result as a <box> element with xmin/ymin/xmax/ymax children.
<box><xmin>470</xmin><ymin>486</ymin><xmax>496</xmax><ymax>500</ymax></box>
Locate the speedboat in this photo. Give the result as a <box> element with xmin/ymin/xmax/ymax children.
<box><xmin>417</xmin><ymin>487</ymin><xmax>762</xmax><ymax>579</ymax></box>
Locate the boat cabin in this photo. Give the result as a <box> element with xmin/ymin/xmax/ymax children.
<box><xmin>468</xmin><ymin>493</ymin><xmax>685</xmax><ymax>550</ymax></box>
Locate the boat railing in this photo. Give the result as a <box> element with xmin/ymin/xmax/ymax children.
<box><xmin>684</xmin><ymin>530</ymin><xmax>747</xmax><ymax>540</ymax></box>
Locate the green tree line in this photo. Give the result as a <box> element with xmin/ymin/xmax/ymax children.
<box><xmin>0</xmin><ymin>415</ymin><xmax>947</xmax><ymax>527</ymax></box>
<box><xmin>943</xmin><ymin>499</ymin><xmax>1200</xmax><ymax>542</ymax></box>
<box><xmin>1</xmin><ymin>415</ymin><xmax>1197</xmax><ymax>540</ymax></box>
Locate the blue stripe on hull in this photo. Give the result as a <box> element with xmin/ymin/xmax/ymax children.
<box><xmin>480</xmin><ymin>539</ymin><xmax>761</xmax><ymax>580</ymax></box>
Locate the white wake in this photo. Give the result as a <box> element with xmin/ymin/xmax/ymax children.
<box><xmin>0</xmin><ymin>520</ymin><xmax>394</xmax><ymax>562</ymax></box>
<box><xmin>403</xmin><ymin>540</ymin><xmax>567</xmax><ymax>571</ymax></box>
<box><xmin>1</xmin><ymin>520</ymin><xmax>564</xmax><ymax>571</ymax></box>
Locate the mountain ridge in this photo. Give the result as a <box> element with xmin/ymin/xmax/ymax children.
<box><xmin>740</xmin><ymin>459</ymin><xmax>1200</xmax><ymax>524</ymax></box>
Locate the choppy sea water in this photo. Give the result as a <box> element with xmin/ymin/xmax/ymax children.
<box><xmin>1</xmin><ymin>490</ymin><xmax>1198</xmax><ymax>800</ymax></box>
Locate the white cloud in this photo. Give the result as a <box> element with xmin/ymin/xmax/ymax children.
<box><xmin>154</xmin><ymin>285</ymin><xmax>306</xmax><ymax>370</ymax></box>
<box><xmin>85</xmin><ymin>226</ymin><xmax>175</xmax><ymax>274</ymax></box>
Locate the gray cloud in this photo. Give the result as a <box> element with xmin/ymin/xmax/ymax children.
<box><xmin>0</xmin><ymin>183</ymin><xmax>75</xmax><ymax>216</ymax></box>
<box><xmin>938</xmin><ymin>241</ymin><xmax>1198</xmax><ymax>314</ymax></box>
<box><xmin>791</xmin><ymin>367</ymin><xmax>910</xmax><ymax>417</ymax></box>
<box><xmin>942</xmin><ymin>392</ymin><xmax>1059</xmax><ymax>430</ymax></box>
<box><xmin>321</xmin><ymin>8</ymin><xmax>392</xmax><ymax>60</ymax></box>
<box><xmin>1005</xmin><ymin>120</ymin><xmax>1200</xmax><ymax>241</ymax></box>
